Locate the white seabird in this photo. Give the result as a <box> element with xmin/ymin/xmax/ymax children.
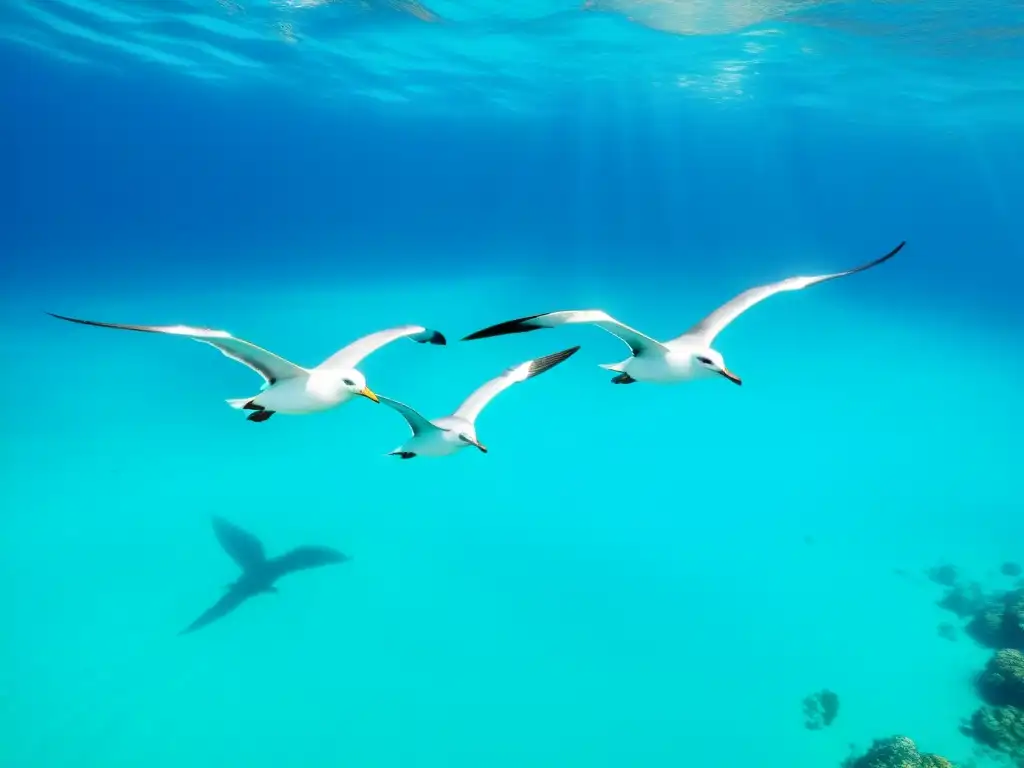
<box><xmin>378</xmin><ymin>345</ymin><xmax>580</xmax><ymax>458</ymax></box>
<box><xmin>48</xmin><ymin>313</ymin><xmax>446</xmax><ymax>422</ymax></box>
<box><xmin>461</xmin><ymin>241</ymin><xmax>904</xmax><ymax>386</ymax></box>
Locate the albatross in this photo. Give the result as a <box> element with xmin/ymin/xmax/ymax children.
<box><xmin>461</xmin><ymin>241</ymin><xmax>904</xmax><ymax>386</ymax></box>
<box><xmin>48</xmin><ymin>312</ymin><xmax>446</xmax><ymax>421</ymax></box>
<box><xmin>378</xmin><ymin>345</ymin><xmax>580</xmax><ymax>459</ymax></box>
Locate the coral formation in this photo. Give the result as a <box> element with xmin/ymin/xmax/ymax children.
<box><xmin>841</xmin><ymin>735</ymin><xmax>955</xmax><ymax>767</ymax></box>
<box><xmin>977</xmin><ymin>649</ymin><xmax>1024</xmax><ymax>707</ymax></box>
<box><xmin>802</xmin><ymin>688</ymin><xmax>839</xmax><ymax>730</ymax></box>
<box><xmin>966</xmin><ymin>589</ymin><xmax>1024</xmax><ymax>650</ymax></box>
<box><xmin>910</xmin><ymin>563</ymin><xmax>1024</xmax><ymax>767</ymax></box>
<box><xmin>962</xmin><ymin>704</ymin><xmax>1024</xmax><ymax>764</ymax></box>
<box><xmin>963</xmin><ymin>651</ymin><xmax>1024</xmax><ymax>764</ymax></box>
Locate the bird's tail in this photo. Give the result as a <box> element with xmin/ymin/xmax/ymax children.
<box><xmin>226</xmin><ymin>398</ymin><xmax>252</xmax><ymax>410</ymax></box>
<box><xmin>598</xmin><ymin>361</ymin><xmax>628</xmax><ymax>373</ymax></box>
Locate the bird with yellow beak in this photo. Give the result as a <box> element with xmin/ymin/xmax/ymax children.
<box><xmin>47</xmin><ymin>313</ymin><xmax>446</xmax><ymax>422</ymax></box>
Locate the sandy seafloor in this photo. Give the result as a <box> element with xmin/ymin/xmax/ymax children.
<box><xmin>1</xmin><ymin>252</ymin><xmax>1022</xmax><ymax>768</ymax></box>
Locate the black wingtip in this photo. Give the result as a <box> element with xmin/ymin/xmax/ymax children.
<box><xmin>527</xmin><ymin>345</ymin><xmax>581</xmax><ymax>378</ymax></box>
<box><xmin>842</xmin><ymin>240</ymin><xmax>906</xmax><ymax>278</ymax></box>
<box><xmin>44</xmin><ymin>312</ymin><xmax>164</xmax><ymax>335</ymax></box>
<box><xmin>47</xmin><ymin>311</ymin><xmax>108</xmax><ymax>327</ymax></box>
<box><xmin>462</xmin><ymin>313</ymin><xmax>546</xmax><ymax>341</ymax></box>
<box><xmin>886</xmin><ymin>240</ymin><xmax>906</xmax><ymax>258</ymax></box>
<box><xmin>413</xmin><ymin>329</ymin><xmax>446</xmax><ymax>346</ymax></box>
<box><xmin>872</xmin><ymin>240</ymin><xmax>905</xmax><ymax>266</ymax></box>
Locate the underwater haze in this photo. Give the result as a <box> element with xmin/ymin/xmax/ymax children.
<box><xmin>3</xmin><ymin>1</ymin><xmax>1024</xmax><ymax>767</ymax></box>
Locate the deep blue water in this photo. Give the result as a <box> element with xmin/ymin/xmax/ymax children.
<box><xmin>3</xmin><ymin>2</ymin><xmax>1024</xmax><ymax>767</ymax></box>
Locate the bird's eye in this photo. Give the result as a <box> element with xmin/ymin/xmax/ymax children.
<box><xmin>342</xmin><ymin>379</ymin><xmax>355</xmax><ymax>386</ymax></box>
<box><xmin>696</xmin><ymin>356</ymin><xmax>714</xmax><ymax>366</ymax></box>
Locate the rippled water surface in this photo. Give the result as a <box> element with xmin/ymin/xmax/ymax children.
<box><xmin>5</xmin><ymin>0</ymin><xmax>1024</xmax><ymax>120</ymax></box>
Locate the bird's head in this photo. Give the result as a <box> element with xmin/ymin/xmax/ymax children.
<box><xmin>456</xmin><ymin>429</ymin><xmax>488</xmax><ymax>453</ymax></box>
<box><xmin>336</xmin><ymin>369</ymin><xmax>379</xmax><ymax>402</ymax></box>
<box><xmin>693</xmin><ymin>348</ymin><xmax>742</xmax><ymax>386</ymax></box>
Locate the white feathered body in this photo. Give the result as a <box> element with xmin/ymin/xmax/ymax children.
<box><xmin>601</xmin><ymin>340</ymin><xmax>719</xmax><ymax>384</ymax></box>
<box><xmin>390</xmin><ymin>415</ymin><xmax>475</xmax><ymax>458</ymax></box>
<box><xmin>229</xmin><ymin>370</ymin><xmax>356</xmax><ymax>415</ymax></box>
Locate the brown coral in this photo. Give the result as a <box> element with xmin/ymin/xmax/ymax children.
<box><xmin>977</xmin><ymin>649</ymin><xmax>1024</xmax><ymax>707</ymax></box>
<box><xmin>963</xmin><ymin>704</ymin><xmax>1024</xmax><ymax>763</ymax></box>
<box><xmin>966</xmin><ymin>589</ymin><xmax>1024</xmax><ymax>649</ymax></box>
<box><xmin>841</xmin><ymin>735</ymin><xmax>957</xmax><ymax>767</ymax></box>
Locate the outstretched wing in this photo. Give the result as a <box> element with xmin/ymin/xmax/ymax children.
<box><xmin>211</xmin><ymin>516</ymin><xmax>266</xmax><ymax>571</ymax></box>
<box><xmin>179</xmin><ymin>588</ymin><xmax>250</xmax><ymax>635</ymax></box>
<box><xmin>46</xmin><ymin>313</ymin><xmax>306</xmax><ymax>385</ymax></box>
<box><xmin>461</xmin><ymin>310</ymin><xmax>666</xmax><ymax>358</ymax></box>
<box><xmin>454</xmin><ymin>346</ymin><xmax>580</xmax><ymax>424</ymax></box>
<box><xmin>676</xmin><ymin>241</ymin><xmax>905</xmax><ymax>344</ymax></box>
<box><xmin>377</xmin><ymin>396</ymin><xmax>443</xmax><ymax>436</ymax></box>
<box><xmin>268</xmin><ymin>546</ymin><xmax>350</xmax><ymax>580</ymax></box>
<box><xmin>315</xmin><ymin>325</ymin><xmax>446</xmax><ymax>371</ymax></box>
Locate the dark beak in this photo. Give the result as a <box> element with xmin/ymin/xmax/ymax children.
<box><xmin>459</xmin><ymin>433</ymin><xmax>488</xmax><ymax>453</ymax></box>
<box><xmin>719</xmin><ymin>368</ymin><xmax>742</xmax><ymax>386</ymax></box>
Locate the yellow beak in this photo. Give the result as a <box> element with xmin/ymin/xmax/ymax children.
<box><xmin>359</xmin><ymin>386</ymin><xmax>379</xmax><ymax>403</ymax></box>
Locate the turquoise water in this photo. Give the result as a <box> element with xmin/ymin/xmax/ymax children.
<box><xmin>5</xmin><ymin>260</ymin><xmax>1023</xmax><ymax>766</ymax></box>
<box><xmin>5</xmin><ymin>1</ymin><xmax>1024</xmax><ymax>766</ymax></box>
